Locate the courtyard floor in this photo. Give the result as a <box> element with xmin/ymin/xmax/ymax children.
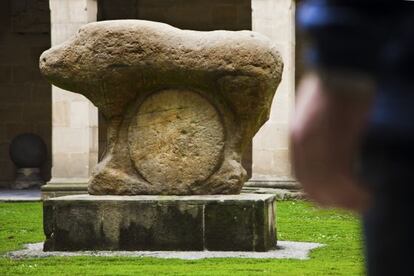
<box><xmin>0</xmin><ymin>188</ymin><xmax>41</xmax><ymax>202</ymax></box>
<box><xmin>0</xmin><ymin>201</ymin><xmax>364</xmax><ymax>275</ymax></box>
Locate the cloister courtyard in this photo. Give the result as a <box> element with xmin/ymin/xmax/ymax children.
<box><xmin>1</xmin><ymin>0</ymin><xmax>367</xmax><ymax>275</ymax></box>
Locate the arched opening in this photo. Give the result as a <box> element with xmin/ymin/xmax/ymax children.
<box><xmin>0</xmin><ymin>0</ymin><xmax>52</xmax><ymax>189</ymax></box>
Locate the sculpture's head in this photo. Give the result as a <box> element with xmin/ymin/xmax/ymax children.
<box><xmin>39</xmin><ymin>33</ymin><xmax>91</xmax><ymax>93</ymax></box>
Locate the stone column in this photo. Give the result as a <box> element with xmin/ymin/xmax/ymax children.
<box><xmin>250</xmin><ymin>0</ymin><xmax>299</xmax><ymax>188</ymax></box>
<box><xmin>42</xmin><ymin>0</ymin><xmax>98</xmax><ymax>198</ymax></box>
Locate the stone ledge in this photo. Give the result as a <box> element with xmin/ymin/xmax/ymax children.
<box><xmin>245</xmin><ymin>180</ymin><xmax>301</xmax><ymax>190</ymax></box>
<box><xmin>43</xmin><ymin>194</ymin><xmax>277</xmax><ymax>252</ymax></box>
<box><xmin>41</xmin><ymin>183</ymin><xmax>88</xmax><ymax>191</ymax></box>
<box><xmin>41</xmin><ymin>183</ymin><xmax>88</xmax><ymax>200</ymax></box>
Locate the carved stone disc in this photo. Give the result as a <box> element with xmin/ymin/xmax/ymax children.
<box><xmin>128</xmin><ymin>89</ymin><xmax>225</xmax><ymax>193</ymax></box>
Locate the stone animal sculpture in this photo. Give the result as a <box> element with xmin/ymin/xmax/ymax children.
<box><xmin>40</xmin><ymin>20</ymin><xmax>283</xmax><ymax>195</ymax></box>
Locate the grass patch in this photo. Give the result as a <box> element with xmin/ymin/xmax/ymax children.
<box><xmin>0</xmin><ymin>201</ymin><xmax>364</xmax><ymax>275</ymax></box>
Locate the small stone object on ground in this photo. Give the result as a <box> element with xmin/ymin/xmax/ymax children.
<box><xmin>39</xmin><ymin>20</ymin><xmax>283</xmax><ymax>195</ymax></box>
<box><xmin>9</xmin><ymin>133</ymin><xmax>47</xmax><ymax>189</ymax></box>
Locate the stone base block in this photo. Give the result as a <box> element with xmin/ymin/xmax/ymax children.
<box><xmin>43</xmin><ymin>194</ymin><xmax>277</xmax><ymax>252</ymax></box>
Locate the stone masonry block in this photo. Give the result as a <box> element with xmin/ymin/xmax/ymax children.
<box><xmin>5</xmin><ymin>123</ymin><xmax>36</xmax><ymax>140</ymax></box>
<box><xmin>0</xmin><ymin>124</ymin><xmax>6</xmax><ymax>143</ymax></box>
<box><xmin>11</xmin><ymin>0</ymin><xmax>50</xmax><ymax>34</ymax></box>
<box><xmin>205</xmin><ymin>202</ymin><xmax>255</xmax><ymax>251</ymax></box>
<box><xmin>212</xmin><ymin>5</ymin><xmax>238</xmax><ymax>27</ymax></box>
<box><xmin>43</xmin><ymin>194</ymin><xmax>277</xmax><ymax>251</ymax></box>
<box><xmin>30</xmin><ymin>83</ymin><xmax>51</xmax><ymax>103</ymax></box>
<box><xmin>0</xmin><ymin>104</ymin><xmax>24</xmax><ymax>124</ymax></box>
<box><xmin>0</xmin><ymin>84</ymin><xmax>29</xmax><ymax>103</ymax></box>
<box><xmin>22</xmin><ymin>103</ymin><xmax>51</xmax><ymax>122</ymax></box>
<box><xmin>0</xmin><ymin>66</ymin><xmax>12</xmax><ymax>84</ymax></box>
<box><xmin>12</xmin><ymin>65</ymin><xmax>42</xmax><ymax>83</ymax></box>
<box><xmin>0</xmin><ymin>47</ymin><xmax>30</xmax><ymax>65</ymax></box>
<box><xmin>205</xmin><ymin>195</ymin><xmax>276</xmax><ymax>251</ymax></box>
<box><xmin>98</xmin><ymin>0</ymin><xmax>138</xmax><ymax>20</ymax></box>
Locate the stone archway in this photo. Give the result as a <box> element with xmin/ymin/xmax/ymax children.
<box><xmin>0</xmin><ymin>0</ymin><xmax>52</xmax><ymax>189</ymax></box>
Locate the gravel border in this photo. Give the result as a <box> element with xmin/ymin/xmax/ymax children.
<box><xmin>6</xmin><ymin>241</ymin><xmax>323</xmax><ymax>260</ymax></box>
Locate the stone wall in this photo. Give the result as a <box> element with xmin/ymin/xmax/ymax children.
<box><xmin>0</xmin><ymin>0</ymin><xmax>51</xmax><ymax>187</ymax></box>
<box><xmin>98</xmin><ymin>0</ymin><xmax>251</xmax><ymax>31</ymax></box>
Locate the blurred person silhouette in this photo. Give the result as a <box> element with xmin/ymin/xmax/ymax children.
<box><xmin>291</xmin><ymin>1</ymin><xmax>414</xmax><ymax>275</ymax></box>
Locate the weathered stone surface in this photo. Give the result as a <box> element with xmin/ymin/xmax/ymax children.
<box><xmin>130</xmin><ymin>89</ymin><xmax>225</xmax><ymax>193</ymax></box>
<box><xmin>43</xmin><ymin>194</ymin><xmax>277</xmax><ymax>252</ymax></box>
<box><xmin>39</xmin><ymin>20</ymin><xmax>283</xmax><ymax>195</ymax></box>
<box><xmin>205</xmin><ymin>199</ymin><xmax>276</xmax><ymax>251</ymax></box>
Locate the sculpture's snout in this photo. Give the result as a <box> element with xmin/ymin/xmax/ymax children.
<box><xmin>39</xmin><ymin>46</ymin><xmax>68</xmax><ymax>81</ymax></box>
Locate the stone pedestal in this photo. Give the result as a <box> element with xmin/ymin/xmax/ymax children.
<box><xmin>43</xmin><ymin>194</ymin><xmax>277</xmax><ymax>252</ymax></box>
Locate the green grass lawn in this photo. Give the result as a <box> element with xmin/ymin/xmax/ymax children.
<box><xmin>0</xmin><ymin>201</ymin><xmax>365</xmax><ymax>275</ymax></box>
